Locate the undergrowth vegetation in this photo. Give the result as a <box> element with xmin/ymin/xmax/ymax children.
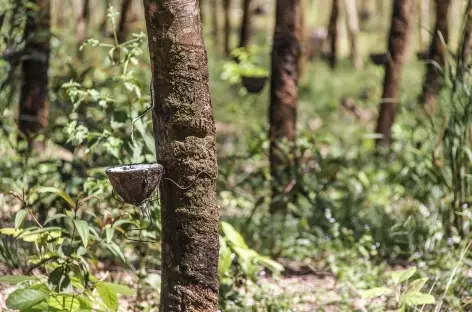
<box><xmin>0</xmin><ymin>0</ymin><xmax>471</xmax><ymax>311</ymax></box>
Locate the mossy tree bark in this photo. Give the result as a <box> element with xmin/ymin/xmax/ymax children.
<box><xmin>375</xmin><ymin>0</ymin><xmax>414</xmax><ymax>148</ymax></box>
<box><xmin>421</xmin><ymin>0</ymin><xmax>450</xmax><ymax>112</ymax></box>
<box><xmin>269</xmin><ymin>0</ymin><xmax>302</xmax><ymax>213</ymax></box>
<box><xmin>327</xmin><ymin>0</ymin><xmax>339</xmax><ymax>68</ymax></box>
<box><xmin>118</xmin><ymin>0</ymin><xmax>133</xmax><ymax>43</ymax></box>
<box><xmin>19</xmin><ymin>0</ymin><xmax>51</xmax><ymax>149</ymax></box>
<box><xmin>142</xmin><ymin>0</ymin><xmax>219</xmax><ymax>311</ymax></box>
<box><xmin>223</xmin><ymin>0</ymin><xmax>232</xmax><ymax>55</ymax></box>
<box><xmin>239</xmin><ymin>0</ymin><xmax>252</xmax><ymax>48</ymax></box>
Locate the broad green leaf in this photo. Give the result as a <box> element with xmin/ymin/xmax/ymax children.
<box><xmin>15</xmin><ymin>209</ymin><xmax>29</xmax><ymax>229</ymax></box>
<box><xmin>96</xmin><ymin>282</ymin><xmax>118</xmax><ymax>310</ymax></box>
<box><xmin>99</xmin><ymin>282</ymin><xmax>136</xmax><ymax>295</ymax></box>
<box><xmin>0</xmin><ymin>275</ymin><xmax>37</xmax><ymax>284</ymax></box>
<box><xmin>106</xmin><ymin>227</ymin><xmax>114</xmax><ymax>243</ymax></box>
<box><xmin>0</xmin><ymin>227</ymin><xmax>19</xmax><ymax>236</ymax></box>
<box><xmin>221</xmin><ymin>221</ymin><xmax>248</xmax><ymax>249</ymax></box>
<box><xmin>360</xmin><ymin>287</ymin><xmax>394</xmax><ymax>298</ymax></box>
<box><xmin>6</xmin><ymin>289</ymin><xmax>48</xmax><ymax>310</ymax></box>
<box><xmin>73</xmin><ymin>220</ymin><xmax>89</xmax><ymax>248</ymax></box>
<box><xmin>403</xmin><ymin>292</ymin><xmax>435</xmax><ymax>306</ymax></box>
<box><xmin>407</xmin><ymin>277</ymin><xmax>429</xmax><ymax>293</ymax></box>
<box><xmin>37</xmin><ymin>187</ymin><xmax>75</xmax><ymax>208</ymax></box>
<box><xmin>256</xmin><ymin>256</ymin><xmax>284</xmax><ymax>273</ymax></box>
<box><xmin>392</xmin><ymin>267</ymin><xmax>416</xmax><ymax>284</ymax></box>
<box><xmin>218</xmin><ymin>236</ymin><xmax>234</xmax><ymax>279</ymax></box>
<box><xmin>48</xmin><ymin>294</ymin><xmax>80</xmax><ymax>311</ymax></box>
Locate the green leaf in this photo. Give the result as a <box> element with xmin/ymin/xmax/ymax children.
<box><xmin>96</xmin><ymin>282</ymin><xmax>118</xmax><ymax>310</ymax></box>
<box><xmin>99</xmin><ymin>282</ymin><xmax>136</xmax><ymax>295</ymax></box>
<box><xmin>48</xmin><ymin>294</ymin><xmax>80</xmax><ymax>311</ymax></box>
<box><xmin>256</xmin><ymin>256</ymin><xmax>284</xmax><ymax>273</ymax></box>
<box><xmin>73</xmin><ymin>220</ymin><xmax>89</xmax><ymax>248</ymax></box>
<box><xmin>105</xmin><ymin>228</ymin><xmax>114</xmax><ymax>244</ymax></box>
<box><xmin>0</xmin><ymin>228</ymin><xmax>19</xmax><ymax>236</ymax></box>
<box><xmin>0</xmin><ymin>275</ymin><xmax>37</xmax><ymax>284</ymax></box>
<box><xmin>221</xmin><ymin>221</ymin><xmax>248</xmax><ymax>249</ymax></box>
<box><xmin>407</xmin><ymin>277</ymin><xmax>429</xmax><ymax>293</ymax></box>
<box><xmin>6</xmin><ymin>289</ymin><xmax>48</xmax><ymax>310</ymax></box>
<box><xmin>360</xmin><ymin>287</ymin><xmax>394</xmax><ymax>298</ymax></box>
<box><xmin>37</xmin><ymin>187</ymin><xmax>75</xmax><ymax>208</ymax></box>
<box><xmin>392</xmin><ymin>267</ymin><xmax>416</xmax><ymax>284</ymax></box>
<box><xmin>403</xmin><ymin>292</ymin><xmax>435</xmax><ymax>306</ymax></box>
<box><xmin>15</xmin><ymin>209</ymin><xmax>29</xmax><ymax>229</ymax></box>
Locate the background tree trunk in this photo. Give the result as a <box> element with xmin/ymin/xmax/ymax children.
<box><xmin>457</xmin><ymin>0</ymin><xmax>472</xmax><ymax>83</ymax></box>
<box><xmin>419</xmin><ymin>0</ymin><xmax>430</xmax><ymax>52</ymax></box>
<box><xmin>223</xmin><ymin>0</ymin><xmax>232</xmax><ymax>55</ymax></box>
<box><xmin>327</xmin><ymin>0</ymin><xmax>340</xmax><ymax>68</ymax></box>
<box><xmin>100</xmin><ymin>0</ymin><xmax>109</xmax><ymax>33</ymax></box>
<box><xmin>19</xmin><ymin>0</ymin><xmax>51</xmax><ymax>149</ymax></box>
<box><xmin>421</xmin><ymin>0</ymin><xmax>450</xmax><ymax>112</ymax></box>
<box><xmin>211</xmin><ymin>0</ymin><xmax>219</xmax><ymax>50</ymax></box>
<box><xmin>269</xmin><ymin>0</ymin><xmax>302</xmax><ymax>213</ymax></box>
<box><xmin>75</xmin><ymin>0</ymin><xmax>90</xmax><ymax>49</ymax></box>
<box><xmin>142</xmin><ymin>0</ymin><xmax>219</xmax><ymax>311</ymax></box>
<box><xmin>344</xmin><ymin>0</ymin><xmax>363</xmax><ymax>69</ymax></box>
<box><xmin>53</xmin><ymin>0</ymin><xmax>64</xmax><ymax>28</ymax></box>
<box><xmin>118</xmin><ymin>0</ymin><xmax>133</xmax><ymax>43</ymax></box>
<box><xmin>239</xmin><ymin>0</ymin><xmax>252</xmax><ymax>48</ymax></box>
<box><xmin>375</xmin><ymin>0</ymin><xmax>414</xmax><ymax>148</ymax></box>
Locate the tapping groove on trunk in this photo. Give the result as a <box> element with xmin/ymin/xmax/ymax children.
<box><xmin>142</xmin><ymin>0</ymin><xmax>219</xmax><ymax>311</ymax></box>
<box><xmin>269</xmin><ymin>0</ymin><xmax>302</xmax><ymax>213</ymax></box>
<box><xmin>375</xmin><ymin>0</ymin><xmax>414</xmax><ymax>148</ymax></box>
<box><xmin>327</xmin><ymin>0</ymin><xmax>339</xmax><ymax>68</ymax></box>
<box><xmin>239</xmin><ymin>0</ymin><xmax>252</xmax><ymax>47</ymax></box>
<box><xmin>421</xmin><ymin>0</ymin><xmax>450</xmax><ymax>112</ymax></box>
<box><xmin>223</xmin><ymin>0</ymin><xmax>232</xmax><ymax>55</ymax></box>
<box><xmin>118</xmin><ymin>0</ymin><xmax>133</xmax><ymax>43</ymax></box>
<box><xmin>19</xmin><ymin>0</ymin><xmax>51</xmax><ymax>149</ymax></box>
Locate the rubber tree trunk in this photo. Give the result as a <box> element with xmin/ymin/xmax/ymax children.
<box><xmin>53</xmin><ymin>0</ymin><xmax>64</xmax><ymax>28</ymax></box>
<box><xmin>419</xmin><ymin>0</ymin><xmax>430</xmax><ymax>51</ymax></box>
<box><xmin>211</xmin><ymin>0</ymin><xmax>219</xmax><ymax>50</ymax></box>
<box><xmin>75</xmin><ymin>0</ymin><xmax>90</xmax><ymax>49</ymax></box>
<box><xmin>375</xmin><ymin>0</ymin><xmax>414</xmax><ymax>148</ymax></box>
<box><xmin>239</xmin><ymin>0</ymin><xmax>252</xmax><ymax>48</ymax></box>
<box><xmin>343</xmin><ymin>0</ymin><xmax>363</xmax><ymax>69</ymax></box>
<box><xmin>327</xmin><ymin>0</ymin><xmax>340</xmax><ymax>69</ymax></box>
<box><xmin>100</xmin><ymin>0</ymin><xmax>109</xmax><ymax>33</ymax></box>
<box><xmin>223</xmin><ymin>0</ymin><xmax>232</xmax><ymax>55</ymax></box>
<box><xmin>142</xmin><ymin>1</ymin><xmax>219</xmax><ymax>311</ymax></box>
<box><xmin>19</xmin><ymin>0</ymin><xmax>51</xmax><ymax>149</ymax></box>
<box><xmin>421</xmin><ymin>0</ymin><xmax>450</xmax><ymax>112</ymax></box>
<box><xmin>118</xmin><ymin>0</ymin><xmax>133</xmax><ymax>43</ymax></box>
<box><xmin>269</xmin><ymin>0</ymin><xmax>302</xmax><ymax>213</ymax></box>
<box><xmin>457</xmin><ymin>0</ymin><xmax>472</xmax><ymax>83</ymax></box>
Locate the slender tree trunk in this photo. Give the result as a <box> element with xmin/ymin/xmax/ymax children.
<box><xmin>223</xmin><ymin>0</ymin><xmax>232</xmax><ymax>55</ymax></box>
<box><xmin>211</xmin><ymin>0</ymin><xmax>219</xmax><ymax>50</ymax></box>
<box><xmin>327</xmin><ymin>0</ymin><xmax>340</xmax><ymax>69</ymax></box>
<box><xmin>419</xmin><ymin>0</ymin><xmax>430</xmax><ymax>51</ymax></box>
<box><xmin>344</xmin><ymin>0</ymin><xmax>363</xmax><ymax>69</ymax></box>
<box><xmin>239</xmin><ymin>0</ymin><xmax>252</xmax><ymax>48</ymax></box>
<box><xmin>421</xmin><ymin>0</ymin><xmax>450</xmax><ymax>112</ymax></box>
<box><xmin>142</xmin><ymin>1</ymin><xmax>219</xmax><ymax>311</ymax></box>
<box><xmin>19</xmin><ymin>0</ymin><xmax>51</xmax><ymax>149</ymax></box>
<box><xmin>100</xmin><ymin>0</ymin><xmax>109</xmax><ymax>33</ymax></box>
<box><xmin>457</xmin><ymin>0</ymin><xmax>472</xmax><ymax>83</ymax></box>
<box><xmin>53</xmin><ymin>0</ymin><xmax>65</xmax><ymax>28</ymax></box>
<box><xmin>76</xmin><ymin>0</ymin><xmax>90</xmax><ymax>49</ymax></box>
<box><xmin>375</xmin><ymin>0</ymin><xmax>414</xmax><ymax>148</ymax></box>
<box><xmin>269</xmin><ymin>0</ymin><xmax>302</xmax><ymax>213</ymax></box>
<box><xmin>118</xmin><ymin>0</ymin><xmax>133</xmax><ymax>43</ymax></box>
